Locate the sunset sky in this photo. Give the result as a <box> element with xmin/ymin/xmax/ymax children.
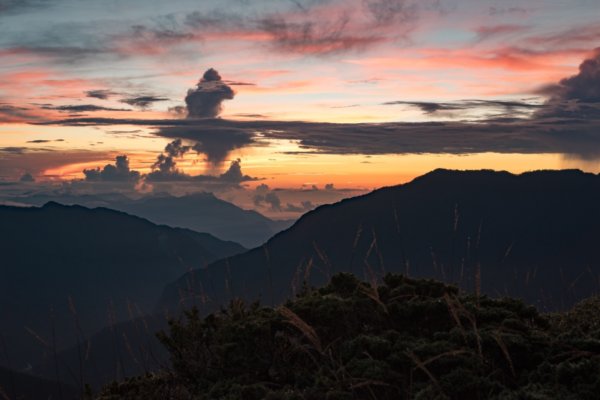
<box><xmin>1</xmin><ymin>0</ymin><xmax>600</xmax><ymax>217</ymax></box>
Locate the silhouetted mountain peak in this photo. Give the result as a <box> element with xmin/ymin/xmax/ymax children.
<box><xmin>0</xmin><ymin>203</ymin><xmax>245</xmax><ymax>372</ymax></box>
<box><xmin>41</xmin><ymin>200</ymin><xmax>67</xmax><ymax>208</ymax></box>
<box><xmin>160</xmin><ymin>169</ymin><xmax>600</xmax><ymax>316</ymax></box>
<box><xmin>7</xmin><ymin>191</ymin><xmax>293</xmax><ymax>248</ymax></box>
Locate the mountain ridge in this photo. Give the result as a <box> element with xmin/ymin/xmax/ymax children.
<box><xmin>0</xmin><ymin>202</ymin><xmax>245</xmax><ymax>371</ymax></box>
<box><xmin>158</xmin><ymin>168</ymin><xmax>600</xmax><ymax>315</ymax></box>
<box><xmin>5</xmin><ymin>192</ymin><xmax>293</xmax><ymax>248</ymax></box>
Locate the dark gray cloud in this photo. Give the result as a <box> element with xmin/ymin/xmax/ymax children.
<box><xmin>0</xmin><ymin>104</ymin><xmax>41</xmax><ymax>123</ymax></box>
<box><xmin>121</xmin><ymin>96</ymin><xmax>169</xmax><ymax>109</ymax></box>
<box><xmin>549</xmin><ymin>49</ymin><xmax>600</xmax><ymax>103</ymax></box>
<box><xmin>85</xmin><ymin>90</ymin><xmax>116</xmax><ymax>100</ymax></box>
<box><xmin>8</xmin><ymin>44</ymin><xmax>113</xmax><ymax>64</ymax></box>
<box><xmin>26</xmin><ymin>139</ymin><xmax>51</xmax><ymax>143</ymax></box>
<box><xmin>283</xmin><ymin>200</ymin><xmax>314</xmax><ymax>213</ymax></box>
<box><xmin>384</xmin><ymin>99</ymin><xmax>542</xmax><ymax>115</ymax></box>
<box><xmin>253</xmin><ymin>183</ymin><xmax>314</xmax><ymax>212</ymax></box>
<box><xmin>168</xmin><ymin>105</ymin><xmax>187</xmax><ymax>117</ymax></box>
<box><xmin>253</xmin><ymin>190</ymin><xmax>282</xmax><ymax>211</ymax></box>
<box><xmin>0</xmin><ymin>147</ymin><xmax>27</xmax><ymax>154</ymax></box>
<box><xmin>41</xmin><ymin>104</ymin><xmax>131</xmax><ymax>112</ymax></box>
<box><xmin>233</xmin><ymin>113</ymin><xmax>268</xmax><ymax>118</ymax></box>
<box><xmin>220</xmin><ymin>158</ymin><xmax>258</xmax><ymax>183</ymax></box>
<box><xmin>147</xmin><ymin>139</ymin><xmax>190</xmax><ymax>180</ymax></box>
<box><xmin>40</xmin><ymin>114</ymin><xmax>600</xmax><ymax>161</ymax></box>
<box><xmin>185</xmin><ymin>68</ymin><xmax>235</xmax><ymax>119</ymax></box>
<box><xmin>19</xmin><ymin>172</ymin><xmax>34</xmax><ymax>182</ymax></box>
<box><xmin>164</xmin><ymin>138</ymin><xmax>190</xmax><ymax>157</ymax></box>
<box><xmin>83</xmin><ymin>155</ymin><xmax>141</xmax><ymax>182</ymax></box>
<box><xmin>38</xmin><ymin>50</ymin><xmax>600</xmax><ymax>162</ymax></box>
<box><xmin>147</xmin><ymin>140</ymin><xmax>258</xmax><ymax>183</ymax></box>
<box><xmin>159</xmin><ymin>125</ymin><xmax>254</xmax><ymax>166</ymax></box>
<box><xmin>225</xmin><ymin>81</ymin><xmax>256</xmax><ymax>86</ymax></box>
<box><xmin>150</xmin><ymin>152</ymin><xmax>179</xmax><ymax>177</ymax></box>
<box><xmin>537</xmin><ymin>48</ymin><xmax>600</xmax><ymax>119</ymax></box>
<box><xmin>26</xmin><ymin>139</ymin><xmax>64</xmax><ymax>143</ymax></box>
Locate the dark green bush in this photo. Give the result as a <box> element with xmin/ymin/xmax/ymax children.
<box><xmin>96</xmin><ymin>273</ymin><xmax>600</xmax><ymax>399</ymax></box>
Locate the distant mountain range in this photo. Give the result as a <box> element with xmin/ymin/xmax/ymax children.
<box><xmin>160</xmin><ymin>169</ymin><xmax>600</xmax><ymax>315</ymax></box>
<box><xmin>6</xmin><ymin>192</ymin><xmax>293</xmax><ymax>248</ymax></box>
<box><xmin>0</xmin><ymin>202</ymin><xmax>244</xmax><ymax>371</ymax></box>
<box><xmin>6</xmin><ymin>169</ymin><xmax>600</xmax><ymax>394</ymax></box>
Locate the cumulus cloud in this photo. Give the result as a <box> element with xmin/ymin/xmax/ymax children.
<box><xmin>283</xmin><ymin>200</ymin><xmax>315</xmax><ymax>212</ymax></box>
<box><xmin>146</xmin><ymin>139</ymin><xmax>257</xmax><ymax>183</ymax></box>
<box><xmin>185</xmin><ymin>68</ymin><xmax>235</xmax><ymax>119</ymax></box>
<box><xmin>538</xmin><ymin>48</ymin><xmax>600</xmax><ymax>119</ymax></box>
<box><xmin>19</xmin><ymin>172</ymin><xmax>35</xmax><ymax>182</ymax></box>
<box><xmin>149</xmin><ymin>153</ymin><xmax>180</xmax><ymax>178</ymax></box>
<box><xmin>158</xmin><ymin>125</ymin><xmax>254</xmax><ymax>166</ymax></box>
<box><xmin>220</xmin><ymin>158</ymin><xmax>258</xmax><ymax>182</ymax></box>
<box><xmin>41</xmin><ymin>50</ymin><xmax>600</xmax><ymax>161</ymax></box>
<box><xmin>164</xmin><ymin>138</ymin><xmax>191</xmax><ymax>157</ymax></box>
<box><xmin>254</xmin><ymin>190</ymin><xmax>282</xmax><ymax>211</ymax></box>
<box><xmin>168</xmin><ymin>105</ymin><xmax>187</xmax><ymax>117</ymax></box>
<box><xmin>83</xmin><ymin>155</ymin><xmax>141</xmax><ymax>182</ymax></box>
<box><xmin>253</xmin><ymin>184</ymin><xmax>314</xmax><ymax>213</ymax></box>
<box><xmin>147</xmin><ymin>139</ymin><xmax>190</xmax><ymax>180</ymax></box>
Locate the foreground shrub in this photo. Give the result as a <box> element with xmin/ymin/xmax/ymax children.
<box><xmin>97</xmin><ymin>273</ymin><xmax>600</xmax><ymax>399</ymax></box>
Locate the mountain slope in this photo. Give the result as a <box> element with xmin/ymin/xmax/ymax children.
<box><xmin>111</xmin><ymin>193</ymin><xmax>293</xmax><ymax>248</ymax></box>
<box><xmin>159</xmin><ymin>169</ymin><xmax>600</xmax><ymax>314</ymax></box>
<box><xmin>0</xmin><ymin>202</ymin><xmax>245</xmax><ymax>370</ymax></box>
<box><xmin>6</xmin><ymin>192</ymin><xmax>292</xmax><ymax>248</ymax></box>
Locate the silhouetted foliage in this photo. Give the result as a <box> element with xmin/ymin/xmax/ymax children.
<box><xmin>97</xmin><ymin>273</ymin><xmax>600</xmax><ymax>399</ymax></box>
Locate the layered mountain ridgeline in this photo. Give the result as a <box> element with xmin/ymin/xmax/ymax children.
<box><xmin>159</xmin><ymin>169</ymin><xmax>600</xmax><ymax>315</ymax></box>
<box><xmin>0</xmin><ymin>366</ymin><xmax>78</xmax><ymax>400</ymax></box>
<box><xmin>98</xmin><ymin>273</ymin><xmax>600</xmax><ymax>399</ymax></box>
<box><xmin>7</xmin><ymin>192</ymin><xmax>293</xmax><ymax>248</ymax></box>
<box><xmin>112</xmin><ymin>193</ymin><xmax>293</xmax><ymax>249</ymax></box>
<box><xmin>0</xmin><ymin>202</ymin><xmax>245</xmax><ymax>371</ymax></box>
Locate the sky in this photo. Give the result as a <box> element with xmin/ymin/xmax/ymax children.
<box><xmin>1</xmin><ymin>0</ymin><xmax>600</xmax><ymax>217</ymax></box>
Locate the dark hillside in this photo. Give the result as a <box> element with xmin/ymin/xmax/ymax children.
<box><xmin>160</xmin><ymin>169</ymin><xmax>600</xmax><ymax>314</ymax></box>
